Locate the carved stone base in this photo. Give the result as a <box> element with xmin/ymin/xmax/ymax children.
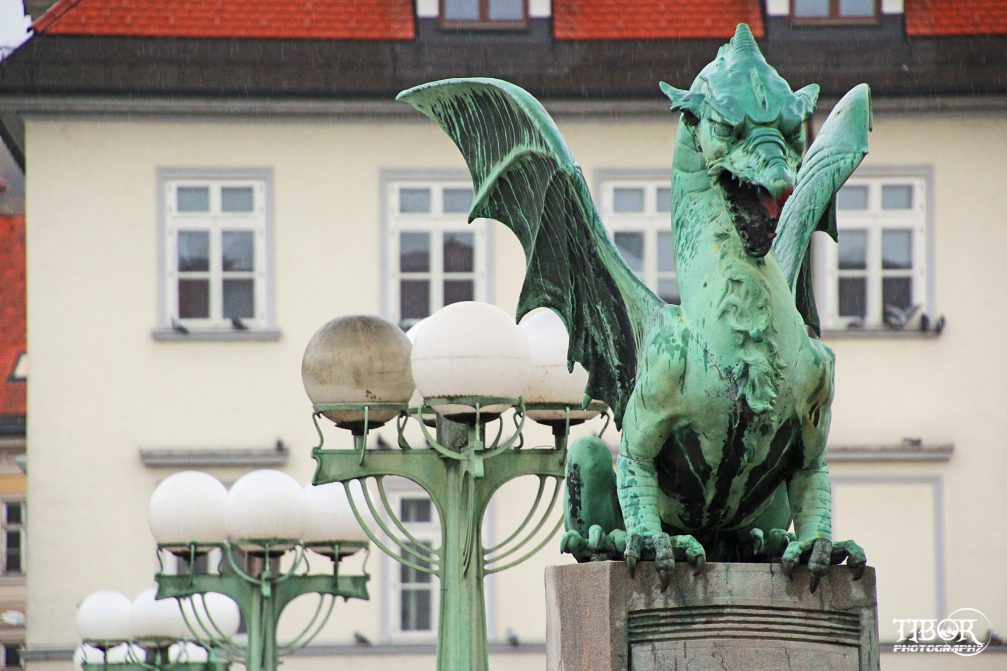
<box><xmin>545</xmin><ymin>561</ymin><xmax>879</xmax><ymax>671</ymax></box>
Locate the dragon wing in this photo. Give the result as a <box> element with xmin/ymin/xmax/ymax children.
<box><xmin>397</xmin><ymin>78</ymin><xmax>665</xmax><ymax>425</ymax></box>
<box><xmin>772</xmin><ymin>83</ymin><xmax>872</xmax><ymax>335</ymax></box>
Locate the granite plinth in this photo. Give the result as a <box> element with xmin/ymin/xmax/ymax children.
<box><xmin>545</xmin><ymin>561</ymin><xmax>879</xmax><ymax>671</ymax></box>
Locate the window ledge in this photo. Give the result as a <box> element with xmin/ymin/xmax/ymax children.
<box><xmin>292</xmin><ymin>642</ymin><xmax>546</xmax><ymax>656</ymax></box>
<box><xmin>140</xmin><ymin>444</ymin><xmax>289</xmax><ymax>468</ymax></box>
<box><xmin>828</xmin><ymin>442</ymin><xmax>953</xmax><ymax>463</ymax></box>
<box><xmin>821</xmin><ymin>328</ymin><xmax>941</xmax><ymax>340</ymax></box>
<box><xmin>152</xmin><ymin>328</ymin><xmax>281</xmax><ymax>342</ymax></box>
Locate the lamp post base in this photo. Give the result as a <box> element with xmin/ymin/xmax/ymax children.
<box><xmin>545</xmin><ymin>561</ymin><xmax>879</xmax><ymax>671</ymax></box>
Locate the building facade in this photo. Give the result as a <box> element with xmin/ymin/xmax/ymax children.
<box><xmin>1</xmin><ymin>1</ymin><xmax>1006</xmax><ymax>669</ymax></box>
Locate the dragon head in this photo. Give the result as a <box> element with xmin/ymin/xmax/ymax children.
<box><xmin>661</xmin><ymin>24</ymin><xmax>819</xmax><ymax>257</ymax></box>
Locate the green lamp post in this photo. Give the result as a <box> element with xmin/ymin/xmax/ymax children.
<box><xmin>75</xmin><ymin>588</ymin><xmax>233</xmax><ymax>671</ymax></box>
<box><xmin>302</xmin><ymin>304</ymin><xmax>607</xmax><ymax>671</ymax></box>
<box><xmin>147</xmin><ymin>469</ymin><xmax>370</xmax><ymax>671</ymax></box>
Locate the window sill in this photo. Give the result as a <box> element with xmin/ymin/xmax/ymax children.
<box><xmin>821</xmin><ymin>328</ymin><xmax>941</xmax><ymax>340</ymax></box>
<box><xmin>152</xmin><ymin>328</ymin><xmax>281</xmax><ymax>342</ymax></box>
<box><xmin>828</xmin><ymin>442</ymin><xmax>953</xmax><ymax>463</ymax></box>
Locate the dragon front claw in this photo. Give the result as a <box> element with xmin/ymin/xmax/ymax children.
<box><xmin>624</xmin><ymin>533</ymin><xmax>707</xmax><ymax>590</ymax></box>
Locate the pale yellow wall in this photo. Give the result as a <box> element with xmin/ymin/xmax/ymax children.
<box><xmin>23</xmin><ymin>108</ymin><xmax>1007</xmax><ymax>668</ymax></box>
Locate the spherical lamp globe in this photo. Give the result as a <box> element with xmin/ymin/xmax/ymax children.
<box><xmin>129</xmin><ymin>588</ymin><xmax>188</xmax><ymax>645</ymax></box>
<box><xmin>405</xmin><ymin>319</ymin><xmax>437</xmax><ymax>426</ymax></box>
<box><xmin>410</xmin><ymin>301</ymin><xmax>531</xmax><ymax>418</ymax></box>
<box><xmin>179</xmin><ymin>592</ymin><xmax>241</xmax><ymax>642</ymax></box>
<box><xmin>73</xmin><ymin>645</ymin><xmax>105</xmax><ymax>671</ymax></box>
<box><xmin>226</xmin><ymin>470</ymin><xmax>307</xmax><ymax>550</ymax></box>
<box><xmin>75</xmin><ymin>591</ymin><xmax>133</xmax><ymax>645</ymax></box>
<box><xmin>519</xmin><ymin>310</ymin><xmax>600</xmax><ymax>425</ymax></box>
<box><xmin>302</xmin><ymin>315</ymin><xmax>414</xmax><ymax>432</ymax></box>
<box><xmin>302</xmin><ymin>482</ymin><xmax>369</xmax><ymax>556</ymax></box>
<box><xmin>148</xmin><ymin>471</ymin><xmax>228</xmax><ymax>552</ymax></box>
<box><xmin>169</xmin><ymin>642</ymin><xmax>209</xmax><ymax>663</ymax></box>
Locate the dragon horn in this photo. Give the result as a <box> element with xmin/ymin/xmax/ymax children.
<box><xmin>730</xmin><ymin>23</ymin><xmax>763</xmax><ymax>58</ymax></box>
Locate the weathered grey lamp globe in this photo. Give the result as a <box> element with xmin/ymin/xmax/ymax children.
<box><xmin>302</xmin><ymin>315</ymin><xmax>415</xmax><ymax>432</ymax></box>
<box><xmin>226</xmin><ymin>469</ymin><xmax>307</xmax><ymax>548</ymax></box>
<box><xmin>519</xmin><ymin>310</ymin><xmax>600</xmax><ymax>425</ymax></box>
<box><xmin>130</xmin><ymin>588</ymin><xmax>189</xmax><ymax>644</ymax></box>
<box><xmin>411</xmin><ymin>301</ymin><xmax>532</xmax><ymax>418</ymax></box>
<box><xmin>148</xmin><ymin>471</ymin><xmax>228</xmax><ymax>551</ymax></box>
<box><xmin>76</xmin><ymin>590</ymin><xmax>133</xmax><ymax>644</ymax></box>
<box><xmin>302</xmin><ymin>482</ymin><xmax>369</xmax><ymax>556</ymax></box>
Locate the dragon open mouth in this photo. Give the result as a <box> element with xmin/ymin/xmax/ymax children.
<box><xmin>718</xmin><ymin>173</ymin><xmax>788</xmax><ymax>257</ymax></box>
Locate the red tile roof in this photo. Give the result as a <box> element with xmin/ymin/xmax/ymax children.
<box><xmin>906</xmin><ymin>0</ymin><xmax>1007</xmax><ymax>36</ymax></box>
<box><xmin>0</xmin><ymin>215</ymin><xmax>25</xmax><ymax>417</ymax></box>
<box><xmin>554</xmin><ymin>0</ymin><xmax>764</xmax><ymax>40</ymax></box>
<box><xmin>33</xmin><ymin>0</ymin><xmax>415</xmax><ymax>40</ymax></box>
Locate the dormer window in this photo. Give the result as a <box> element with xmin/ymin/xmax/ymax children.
<box><xmin>791</xmin><ymin>0</ymin><xmax>879</xmax><ymax>23</ymax></box>
<box><xmin>441</xmin><ymin>0</ymin><xmax>528</xmax><ymax>29</ymax></box>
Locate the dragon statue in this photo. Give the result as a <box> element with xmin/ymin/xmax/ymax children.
<box><xmin>398</xmin><ymin>24</ymin><xmax>870</xmax><ymax>592</ymax></box>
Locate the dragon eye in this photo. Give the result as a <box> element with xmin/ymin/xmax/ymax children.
<box><xmin>711</xmin><ymin>121</ymin><xmax>734</xmax><ymax>139</ymax></box>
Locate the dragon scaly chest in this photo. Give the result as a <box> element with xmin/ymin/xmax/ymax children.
<box><xmin>655</xmin><ymin>396</ymin><xmax>803</xmax><ymax>533</ymax></box>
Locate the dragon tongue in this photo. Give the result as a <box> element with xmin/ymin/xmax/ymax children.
<box><xmin>760</xmin><ymin>191</ymin><xmax>781</xmax><ymax>219</ymax></box>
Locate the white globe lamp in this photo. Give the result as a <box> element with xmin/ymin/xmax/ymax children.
<box><xmin>226</xmin><ymin>470</ymin><xmax>307</xmax><ymax>549</ymax></box>
<box><xmin>130</xmin><ymin>588</ymin><xmax>188</xmax><ymax>644</ymax></box>
<box><xmin>302</xmin><ymin>483</ymin><xmax>369</xmax><ymax>556</ymax></box>
<box><xmin>410</xmin><ymin>302</ymin><xmax>531</xmax><ymax>418</ymax></box>
<box><xmin>519</xmin><ymin>310</ymin><xmax>600</xmax><ymax>425</ymax></box>
<box><xmin>148</xmin><ymin>471</ymin><xmax>228</xmax><ymax>552</ymax></box>
<box><xmin>75</xmin><ymin>590</ymin><xmax>133</xmax><ymax>645</ymax></box>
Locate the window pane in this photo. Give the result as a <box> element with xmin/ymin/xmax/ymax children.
<box><xmin>400</xmin><ymin>233</ymin><xmax>431</xmax><ymax>272</ymax></box>
<box><xmin>178</xmin><ymin>231</ymin><xmax>210</xmax><ymax>271</ymax></box>
<box><xmin>838</xmin><ymin>230</ymin><xmax>867</xmax><ymax>270</ymax></box>
<box><xmin>443</xmin><ymin>188</ymin><xmax>473</xmax><ymax>214</ymax></box>
<box><xmin>883</xmin><ymin>277</ymin><xmax>913</xmax><ymax>312</ymax></box>
<box><xmin>5</xmin><ymin>532</ymin><xmax>20</xmax><ymax>573</ymax></box>
<box><xmin>837</xmin><ymin>185</ymin><xmax>868</xmax><ymax>210</ymax></box>
<box><xmin>656</xmin><ymin>187</ymin><xmax>671</xmax><ymax>213</ymax></box>
<box><xmin>657</xmin><ymin>231</ymin><xmax>676</xmax><ymax>272</ymax></box>
<box><xmin>401</xmin><ymin>589</ymin><xmax>432</xmax><ymax>631</ymax></box>
<box><xmin>178</xmin><ymin>280</ymin><xmax>210</xmax><ymax>319</ymax></box>
<box><xmin>613</xmin><ymin>188</ymin><xmax>645</xmax><ymax>213</ymax></box>
<box><xmin>401</xmin><ymin>498</ymin><xmax>432</xmax><ymax>523</ymax></box>
<box><xmin>6</xmin><ymin>503</ymin><xmax>22</xmax><ymax>526</ymax></box>
<box><xmin>444</xmin><ymin>0</ymin><xmax>479</xmax><ymax>20</ymax></box>
<box><xmin>614</xmin><ymin>232</ymin><xmax>644</xmax><ymax>273</ymax></box>
<box><xmin>444</xmin><ymin>280</ymin><xmax>474</xmax><ymax>305</ymax></box>
<box><xmin>221</xmin><ymin>187</ymin><xmax>254</xmax><ymax>212</ymax></box>
<box><xmin>793</xmin><ymin>0</ymin><xmax>829</xmax><ymax>17</ymax></box>
<box><xmin>882</xmin><ymin>230</ymin><xmax>913</xmax><ymax>269</ymax></box>
<box><xmin>222</xmin><ymin>231</ymin><xmax>255</xmax><ymax>271</ymax></box>
<box><xmin>401</xmin><ymin>280</ymin><xmax>430</xmax><ymax>321</ymax></box>
<box><xmin>444</xmin><ymin>233</ymin><xmax>474</xmax><ymax>272</ymax></box>
<box><xmin>839</xmin><ymin>0</ymin><xmax>874</xmax><ymax>17</ymax></box>
<box><xmin>399</xmin><ymin>188</ymin><xmax>431</xmax><ymax>213</ymax></box>
<box><xmin>223</xmin><ymin>280</ymin><xmax>255</xmax><ymax>319</ymax></box>
<box><xmin>4</xmin><ymin>644</ymin><xmax>20</xmax><ymax>669</ymax></box>
<box><xmin>881</xmin><ymin>184</ymin><xmax>913</xmax><ymax>210</ymax></box>
<box><xmin>489</xmin><ymin>0</ymin><xmax>523</xmax><ymax>20</ymax></box>
<box><xmin>658</xmin><ymin>279</ymin><xmax>680</xmax><ymax>305</ymax></box>
<box><xmin>838</xmin><ymin>278</ymin><xmax>866</xmax><ymax>318</ymax></box>
<box><xmin>177</xmin><ymin>186</ymin><xmax>209</xmax><ymax>212</ymax></box>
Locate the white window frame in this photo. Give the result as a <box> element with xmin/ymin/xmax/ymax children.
<box><xmin>157</xmin><ymin>169</ymin><xmax>274</xmax><ymax>335</ymax></box>
<box><xmin>381</xmin><ymin>485</ymin><xmax>441</xmax><ymax>643</ymax></box>
<box><xmin>383</xmin><ymin>174</ymin><xmax>492</xmax><ymax>328</ymax></box>
<box><xmin>0</xmin><ymin>499</ymin><xmax>24</xmax><ymax>577</ymax></box>
<box><xmin>597</xmin><ymin>171</ymin><xmax>678</xmax><ymax>304</ymax></box>
<box><xmin>815</xmin><ymin>168</ymin><xmax>932</xmax><ymax>331</ymax></box>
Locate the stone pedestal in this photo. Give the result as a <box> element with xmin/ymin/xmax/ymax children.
<box><xmin>545</xmin><ymin>562</ymin><xmax>879</xmax><ymax>671</ymax></box>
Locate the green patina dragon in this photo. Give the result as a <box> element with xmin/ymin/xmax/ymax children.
<box><xmin>399</xmin><ymin>24</ymin><xmax>869</xmax><ymax>592</ymax></box>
